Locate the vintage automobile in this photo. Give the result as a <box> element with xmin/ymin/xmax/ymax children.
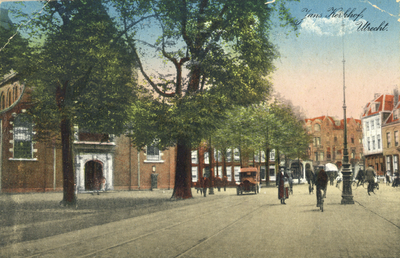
<box><xmin>236</xmin><ymin>167</ymin><xmax>260</xmax><ymax>195</ymax></box>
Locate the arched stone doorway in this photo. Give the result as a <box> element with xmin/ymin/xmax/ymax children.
<box><xmin>84</xmin><ymin>161</ymin><xmax>103</xmax><ymax>191</ymax></box>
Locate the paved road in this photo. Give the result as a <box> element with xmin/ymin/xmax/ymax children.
<box><xmin>1</xmin><ymin>183</ymin><xmax>399</xmax><ymax>257</ymax></box>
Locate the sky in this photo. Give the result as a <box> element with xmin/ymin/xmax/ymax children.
<box><xmin>1</xmin><ymin>0</ymin><xmax>399</xmax><ymax>120</ymax></box>
<box><xmin>269</xmin><ymin>0</ymin><xmax>400</xmax><ymax>119</ymax></box>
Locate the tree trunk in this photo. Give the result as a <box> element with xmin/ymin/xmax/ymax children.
<box><xmin>60</xmin><ymin>117</ymin><xmax>77</xmax><ymax>206</ymax></box>
<box><xmin>265</xmin><ymin>147</ymin><xmax>270</xmax><ymax>186</ymax></box>
<box><xmin>171</xmin><ymin>138</ymin><xmax>193</xmax><ymax>199</ymax></box>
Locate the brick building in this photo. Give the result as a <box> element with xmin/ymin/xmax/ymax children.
<box><xmin>0</xmin><ymin>73</ymin><xmax>176</xmax><ymax>193</ymax></box>
<box><xmin>191</xmin><ymin>142</ymin><xmax>277</xmax><ymax>187</ymax></box>
<box><xmin>305</xmin><ymin>116</ymin><xmax>363</xmax><ymax>173</ymax></box>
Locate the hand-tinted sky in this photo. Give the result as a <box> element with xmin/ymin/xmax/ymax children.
<box><xmin>270</xmin><ymin>0</ymin><xmax>400</xmax><ymax>119</ymax></box>
<box><xmin>1</xmin><ymin>0</ymin><xmax>399</xmax><ymax>120</ymax></box>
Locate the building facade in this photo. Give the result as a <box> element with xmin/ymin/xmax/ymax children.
<box><xmin>305</xmin><ymin>116</ymin><xmax>363</xmax><ymax>173</ymax></box>
<box><xmin>381</xmin><ymin>95</ymin><xmax>400</xmax><ymax>175</ymax></box>
<box><xmin>0</xmin><ymin>73</ymin><xmax>176</xmax><ymax>193</ymax></box>
<box><xmin>362</xmin><ymin>94</ymin><xmax>395</xmax><ymax>175</ymax></box>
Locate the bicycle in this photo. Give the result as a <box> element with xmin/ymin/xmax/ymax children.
<box><xmin>352</xmin><ymin>178</ymin><xmax>366</xmax><ymax>190</ymax></box>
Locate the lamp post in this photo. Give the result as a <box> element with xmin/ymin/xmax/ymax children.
<box><xmin>341</xmin><ymin>19</ymin><xmax>354</xmax><ymax>204</ymax></box>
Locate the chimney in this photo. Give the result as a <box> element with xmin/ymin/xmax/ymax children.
<box><xmin>374</xmin><ymin>93</ymin><xmax>381</xmax><ymax>100</ymax></box>
<box><xmin>394</xmin><ymin>88</ymin><xmax>399</xmax><ymax>107</ymax></box>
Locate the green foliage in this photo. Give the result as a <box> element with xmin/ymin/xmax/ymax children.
<box><xmin>25</xmin><ymin>0</ymin><xmax>137</xmax><ymax>138</ymax></box>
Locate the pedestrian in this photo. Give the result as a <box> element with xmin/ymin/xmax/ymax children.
<box><xmin>392</xmin><ymin>170</ymin><xmax>399</xmax><ymax>187</ymax></box>
<box><xmin>92</xmin><ymin>177</ymin><xmax>100</xmax><ymax>195</ymax></box>
<box><xmin>203</xmin><ymin>176</ymin><xmax>208</xmax><ymax>197</ymax></box>
<box><xmin>276</xmin><ymin>167</ymin><xmax>289</xmax><ymax>204</ymax></box>
<box><xmin>306</xmin><ymin>168</ymin><xmax>314</xmax><ymax>194</ymax></box>
<box><xmin>315</xmin><ymin>168</ymin><xmax>328</xmax><ymax>207</ymax></box>
<box><xmin>288</xmin><ymin>170</ymin><xmax>293</xmax><ymax>195</ymax></box>
<box><xmin>385</xmin><ymin>171</ymin><xmax>391</xmax><ymax>185</ymax></box>
<box><xmin>100</xmin><ymin>177</ymin><xmax>106</xmax><ymax>192</ymax></box>
<box><xmin>222</xmin><ymin>176</ymin><xmax>228</xmax><ymax>191</ymax></box>
<box><xmin>365</xmin><ymin>165</ymin><xmax>377</xmax><ymax>195</ymax></box>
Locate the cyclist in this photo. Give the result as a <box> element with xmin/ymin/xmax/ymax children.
<box><xmin>356</xmin><ymin>168</ymin><xmax>365</xmax><ymax>187</ymax></box>
<box><xmin>315</xmin><ymin>168</ymin><xmax>328</xmax><ymax>208</ymax></box>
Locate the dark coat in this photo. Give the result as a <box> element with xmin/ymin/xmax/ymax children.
<box><xmin>316</xmin><ymin>169</ymin><xmax>328</xmax><ymax>189</ymax></box>
<box><xmin>276</xmin><ymin>170</ymin><xmax>289</xmax><ymax>200</ymax></box>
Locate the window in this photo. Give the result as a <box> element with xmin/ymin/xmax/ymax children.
<box><xmin>319</xmin><ymin>152</ymin><xmax>324</xmax><ymax>161</ymax></box>
<box><xmin>214</xmin><ymin>150</ymin><xmax>222</xmax><ymax>162</ymax></box>
<box><xmin>334</xmin><ymin>136</ymin><xmax>337</xmax><ymax>142</ymax></box>
<box><xmin>269</xmin><ymin>150</ymin><xmax>275</xmax><ymax>161</ymax></box>
<box><xmin>394</xmin><ymin>155</ymin><xmax>399</xmax><ymax>172</ymax></box>
<box><xmin>366</xmin><ymin>122</ymin><xmax>369</xmax><ymax>131</ymax></box>
<box><xmin>326</xmin><ymin>147</ymin><xmax>331</xmax><ymax>159</ymax></box>
<box><xmin>372</xmin><ymin>136</ymin><xmax>375</xmax><ymax>150</ymax></box>
<box><xmin>313</xmin><ymin>137</ymin><xmax>321</xmax><ymax>146</ymax></box>
<box><xmin>147</xmin><ymin>142</ymin><xmax>161</xmax><ymax>161</ymax></box>
<box><xmin>377</xmin><ymin>135</ymin><xmax>381</xmax><ymax>149</ymax></box>
<box><xmin>204</xmin><ymin>152</ymin><xmax>209</xmax><ymax>164</ymax></box>
<box><xmin>7</xmin><ymin>90</ymin><xmax>11</xmax><ymax>107</ymax></box>
<box><xmin>314</xmin><ymin>123</ymin><xmax>321</xmax><ymax>132</ymax></box>
<box><xmin>191</xmin><ymin>150</ymin><xmax>198</xmax><ymax>164</ymax></box>
<box><xmin>367</xmin><ymin>137</ymin><xmax>370</xmax><ymax>151</ymax></box>
<box><xmin>351</xmin><ymin>135</ymin><xmax>354</xmax><ymax>144</ymax></box>
<box><xmin>387</xmin><ymin>132</ymin><xmax>391</xmax><ymax>148</ymax></box>
<box><xmin>233</xmin><ymin>148</ymin><xmax>240</xmax><ymax>162</ymax></box>
<box><xmin>13</xmin><ymin>114</ymin><xmax>33</xmax><ymax>159</ymax></box>
<box><xmin>314</xmin><ymin>152</ymin><xmax>318</xmax><ymax>161</ymax></box>
<box><xmin>395</xmin><ymin>131</ymin><xmax>399</xmax><ymax>147</ymax></box>
<box><xmin>386</xmin><ymin>156</ymin><xmax>392</xmax><ymax>173</ymax></box>
<box><xmin>226</xmin><ymin>148</ymin><xmax>232</xmax><ymax>162</ymax></box>
<box><xmin>376</xmin><ymin>119</ymin><xmax>380</xmax><ymax>127</ymax></box>
<box><xmin>394</xmin><ymin>111</ymin><xmax>398</xmax><ymax>120</ymax></box>
<box><xmin>191</xmin><ymin>167</ymin><xmax>198</xmax><ymax>182</ymax></box>
<box><xmin>371</xmin><ymin>121</ymin><xmax>374</xmax><ymax>130</ymax></box>
<box><xmin>375</xmin><ymin>103</ymin><xmax>380</xmax><ymax>112</ymax></box>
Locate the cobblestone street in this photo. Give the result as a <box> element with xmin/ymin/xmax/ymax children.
<box><xmin>1</xmin><ymin>183</ymin><xmax>399</xmax><ymax>257</ymax></box>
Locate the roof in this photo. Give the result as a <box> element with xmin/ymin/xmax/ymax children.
<box><xmin>304</xmin><ymin>115</ymin><xmax>361</xmax><ymax>130</ymax></box>
<box><xmin>383</xmin><ymin>101</ymin><xmax>400</xmax><ymax>125</ymax></box>
<box><xmin>362</xmin><ymin>94</ymin><xmax>396</xmax><ymax>118</ymax></box>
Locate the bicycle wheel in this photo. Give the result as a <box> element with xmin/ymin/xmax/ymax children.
<box><xmin>352</xmin><ymin>181</ymin><xmax>358</xmax><ymax>190</ymax></box>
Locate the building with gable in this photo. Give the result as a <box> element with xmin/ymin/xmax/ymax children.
<box><xmin>362</xmin><ymin>93</ymin><xmax>395</xmax><ymax>175</ymax></box>
<box><xmin>305</xmin><ymin>115</ymin><xmax>363</xmax><ymax>173</ymax></box>
<box><xmin>379</xmin><ymin>91</ymin><xmax>400</xmax><ymax>175</ymax></box>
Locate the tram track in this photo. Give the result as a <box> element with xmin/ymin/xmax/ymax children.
<box><xmin>23</xmin><ymin>195</ymin><xmax>249</xmax><ymax>258</ymax></box>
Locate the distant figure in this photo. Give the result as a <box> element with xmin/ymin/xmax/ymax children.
<box><xmin>365</xmin><ymin>165</ymin><xmax>377</xmax><ymax>195</ymax></box>
<box><xmin>306</xmin><ymin>168</ymin><xmax>314</xmax><ymax>194</ymax></box>
<box><xmin>276</xmin><ymin>168</ymin><xmax>289</xmax><ymax>204</ymax></box>
<box><xmin>385</xmin><ymin>171</ymin><xmax>391</xmax><ymax>185</ymax></box>
<box><xmin>222</xmin><ymin>176</ymin><xmax>228</xmax><ymax>191</ymax></box>
<box><xmin>315</xmin><ymin>169</ymin><xmax>328</xmax><ymax>207</ymax></box>
<box><xmin>100</xmin><ymin>177</ymin><xmax>106</xmax><ymax>192</ymax></box>
<box><xmin>215</xmin><ymin>176</ymin><xmax>222</xmax><ymax>192</ymax></box>
<box><xmin>356</xmin><ymin>169</ymin><xmax>365</xmax><ymax>187</ymax></box>
<box><xmin>203</xmin><ymin>177</ymin><xmax>208</xmax><ymax>197</ymax></box>
<box><xmin>93</xmin><ymin>177</ymin><xmax>100</xmax><ymax>195</ymax></box>
<box><xmin>392</xmin><ymin>171</ymin><xmax>399</xmax><ymax>187</ymax></box>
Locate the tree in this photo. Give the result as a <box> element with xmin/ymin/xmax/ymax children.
<box><xmin>15</xmin><ymin>0</ymin><xmax>136</xmax><ymax>206</ymax></box>
<box><xmin>116</xmin><ymin>0</ymin><xmax>298</xmax><ymax>199</ymax></box>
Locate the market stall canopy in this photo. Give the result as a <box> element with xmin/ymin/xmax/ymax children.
<box><xmin>325</xmin><ymin>163</ymin><xmax>338</xmax><ymax>172</ymax></box>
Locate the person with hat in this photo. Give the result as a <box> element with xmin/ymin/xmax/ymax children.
<box><xmin>365</xmin><ymin>165</ymin><xmax>377</xmax><ymax>195</ymax></box>
<box><xmin>276</xmin><ymin>167</ymin><xmax>289</xmax><ymax>204</ymax></box>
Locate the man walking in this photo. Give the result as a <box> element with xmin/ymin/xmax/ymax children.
<box><xmin>365</xmin><ymin>165</ymin><xmax>377</xmax><ymax>195</ymax></box>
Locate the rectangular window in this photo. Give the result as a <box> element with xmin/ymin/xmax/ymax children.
<box><xmin>214</xmin><ymin>149</ymin><xmax>222</xmax><ymax>162</ymax></box>
<box><xmin>319</xmin><ymin>152</ymin><xmax>324</xmax><ymax>161</ymax></box>
<box><xmin>226</xmin><ymin>148</ymin><xmax>232</xmax><ymax>162</ymax></box>
<box><xmin>372</xmin><ymin>136</ymin><xmax>375</xmax><ymax>150</ymax></box>
<box><xmin>371</xmin><ymin>121</ymin><xmax>374</xmax><ymax>130</ymax></box>
<box><xmin>377</xmin><ymin>135</ymin><xmax>381</xmax><ymax>149</ymax></box>
<box><xmin>394</xmin><ymin>111</ymin><xmax>398</xmax><ymax>120</ymax></box>
<box><xmin>376</xmin><ymin>119</ymin><xmax>380</xmax><ymax>127</ymax></box>
<box><xmin>314</xmin><ymin>152</ymin><xmax>318</xmax><ymax>161</ymax></box>
<box><xmin>387</xmin><ymin>132</ymin><xmax>391</xmax><ymax>148</ymax></box>
<box><xmin>386</xmin><ymin>156</ymin><xmax>392</xmax><ymax>173</ymax></box>
<box><xmin>394</xmin><ymin>155</ymin><xmax>399</xmax><ymax>172</ymax></box>
<box><xmin>191</xmin><ymin>150</ymin><xmax>198</xmax><ymax>164</ymax></box>
<box><xmin>366</xmin><ymin>122</ymin><xmax>369</xmax><ymax>131</ymax></box>
<box><xmin>367</xmin><ymin>137</ymin><xmax>370</xmax><ymax>151</ymax></box>
<box><xmin>13</xmin><ymin>115</ymin><xmax>33</xmax><ymax>159</ymax></box>
<box><xmin>351</xmin><ymin>149</ymin><xmax>355</xmax><ymax>159</ymax></box>
<box><xmin>191</xmin><ymin>167</ymin><xmax>198</xmax><ymax>182</ymax></box>
<box><xmin>395</xmin><ymin>131</ymin><xmax>399</xmax><ymax>147</ymax></box>
<box><xmin>204</xmin><ymin>152</ymin><xmax>209</xmax><ymax>164</ymax></box>
<box><xmin>234</xmin><ymin>166</ymin><xmax>240</xmax><ymax>182</ymax></box>
<box><xmin>147</xmin><ymin>143</ymin><xmax>160</xmax><ymax>161</ymax></box>
<box><xmin>226</xmin><ymin>166</ymin><xmax>232</xmax><ymax>181</ymax></box>
<box><xmin>269</xmin><ymin>150</ymin><xmax>275</xmax><ymax>161</ymax></box>
<box><xmin>233</xmin><ymin>148</ymin><xmax>240</xmax><ymax>162</ymax></box>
